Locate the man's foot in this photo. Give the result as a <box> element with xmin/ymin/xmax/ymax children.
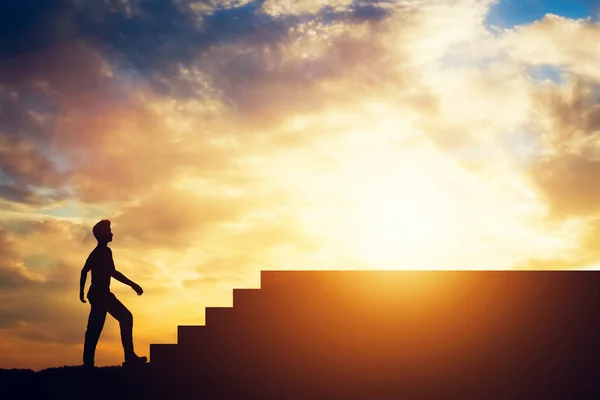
<box><xmin>83</xmin><ymin>362</ymin><xmax>95</xmax><ymax>369</ymax></box>
<box><xmin>122</xmin><ymin>354</ymin><xmax>147</xmax><ymax>367</ymax></box>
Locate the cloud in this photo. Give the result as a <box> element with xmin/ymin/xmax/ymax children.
<box><xmin>530</xmin><ymin>154</ymin><xmax>600</xmax><ymax>218</ymax></box>
<box><xmin>0</xmin><ymin>217</ymin><xmax>102</xmax><ymax>283</ymax></box>
<box><xmin>502</xmin><ymin>14</ymin><xmax>600</xmax><ymax>81</ymax></box>
<box><xmin>0</xmin><ymin>0</ymin><xmax>417</xmax><ymax>211</ymax></box>
<box><xmin>496</xmin><ymin>15</ymin><xmax>600</xmax><ymax>265</ymax></box>
<box><xmin>0</xmin><ymin>135</ymin><xmax>70</xmax><ymax>202</ymax></box>
<box><xmin>515</xmin><ymin>216</ymin><xmax>600</xmax><ymax>270</ymax></box>
<box><xmin>523</xmin><ymin>75</ymin><xmax>600</xmax><ymax>218</ymax></box>
<box><xmin>0</xmin><ymin>41</ymin><xmax>112</xmax><ymax>207</ymax></box>
<box><xmin>0</xmin><ymin>226</ymin><xmax>45</xmax><ymax>289</ymax></box>
<box><xmin>0</xmin><ymin>40</ymin><xmax>112</xmax><ymax>95</ymax></box>
<box><xmin>111</xmin><ymin>188</ymin><xmax>257</xmax><ymax>249</ymax></box>
<box><xmin>530</xmin><ymin>77</ymin><xmax>600</xmax><ymax>153</ymax></box>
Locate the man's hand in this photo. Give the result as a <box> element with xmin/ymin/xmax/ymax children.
<box><xmin>131</xmin><ymin>282</ymin><xmax>143</xmax><ymax>296</ymax></box>
<box><xmin>80</xmin><ymin>293</ymin><xmax>86</xmax><ymax>303</ymax></box>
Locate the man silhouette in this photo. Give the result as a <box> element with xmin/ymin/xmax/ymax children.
<box><xmin>80</xmin><ymin>219</ymin><xmax>147</xmax><ymax>367</ymax></box>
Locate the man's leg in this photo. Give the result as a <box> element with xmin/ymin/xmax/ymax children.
<box><xmin>105</xmin><ymin>293</ymin><xmax>143</xmax><ymax>362</ymax></box>
<box><xmin>83</xmin><ymin>301</ymin><xmax>107</xmax><ymax>366</ymax></box>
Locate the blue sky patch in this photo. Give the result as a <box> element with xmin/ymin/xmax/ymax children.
<box><xmin>486</xmin><ymin>0</ymin><xmax>594</xmax><ymax>29</ymax></box>
<box><xmin>527</xmin><ymin>65</ymin><xmax>565</xmax><ymax>84</ymax></box>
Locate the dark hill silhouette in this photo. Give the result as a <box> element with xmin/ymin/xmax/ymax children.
<box><xmin>3</xmin><ymin>270</ymin><xmax>600</xmax><ymax>399</ymax></box>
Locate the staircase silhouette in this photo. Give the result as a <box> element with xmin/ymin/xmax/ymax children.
<box><xmin>150</xmin><ymin>270</ymin><xmax>600</xmax><ymax>398</ymax></box>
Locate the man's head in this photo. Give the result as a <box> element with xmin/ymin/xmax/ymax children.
<box><xmin>93</xmin><ymin>219</ymin><xmax>113</xmax><ymax>243</ymax></box>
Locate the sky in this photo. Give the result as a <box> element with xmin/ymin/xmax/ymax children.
<box><xmin>2</xmin><ymin>0</ymin><xmax>600</xmax><ymax>370</ymax></box>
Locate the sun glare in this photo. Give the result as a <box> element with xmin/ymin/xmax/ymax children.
<box><xmin>320</xmin><ymin>140</ymin><xmax>465</xmax><ymax>269</ymax></box>
<box><xmin>267</xmin><ymin>104</ymin><xmax>581</xmax><ymax>272</ymax></box>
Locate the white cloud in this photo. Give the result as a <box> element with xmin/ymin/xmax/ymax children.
<box><xmin>502</xmin><ymin>14</ymin><xmax>600</xmax><ymax>81</ymax></box>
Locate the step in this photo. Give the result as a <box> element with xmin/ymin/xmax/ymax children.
<box><xmin>150</xmin><ymin>343</ymin><xmax>216</xmax><ymax>379</ymax></box>
<box><xmin>177</xmin><ymin>306</ymin><xmax>274</xmax><ymax>349</ymax></box>
<box><xmin>177</xmin><ymin>325</ymin><xmax>207</xmax><ymax>346</ymax></box>
<box><xmin>256</xmin><ymin>271</ymin><xmax>571</xmax><ymax>323</ymax></box>
<box><xmin>258</xmin><ymin>270</ymin><xmax>545</xmax><ymax>291</ymax></box>
<box><xmin>231</xmin><ymin>288</ymin><xmax>276</xmax><ymax>327</ymax></box>
<box><xmin>205</xmin><ymin>306</ymin><xmax>234</xmax><ymax>327</ymax></box>
<box><xmin>258</xmin><ymin>270</ymin><xmax>461</xmax><ymax>292</ymax></box>
<box><xmin>259</xmin><ymin>270</ymin><xmax>315</xmax><ymax>289</ymax></box>
<box><xmin>232</xmin><ymin>287</ymin><xmax>322</xmax><ymax>331</ymax></box>
<box><xmin>177</xmin><ymin>323</ymin><xmax>239</xmax><ymax>354</ymax></box>
<box><xmin>149</xmin><ymin>344</ymin><xmax>179</xmax><ymax>366</ymax></box>
<box><xmin>232</xmin><ymin>288</ymin><xmax>262</xmax><ymax>308</ymax></box>
<box><xmin>202</xmin><ymin>306</ymin><xmax>266</xmax><ymax>343</ymax></box>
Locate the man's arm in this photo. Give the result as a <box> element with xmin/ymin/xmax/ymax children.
<box><xmin>112</xmin><ymin>270</ymin><xmax>143</xmax><ymax>295</ymax></box>
<box><xmin>80</xmin><ymin>261</ymin><xmax>91</xmax><ymax>303</ymax></box>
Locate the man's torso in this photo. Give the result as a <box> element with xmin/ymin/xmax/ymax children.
<box><xmin>86</xmin><ymin>246</ymin><xmax>115</xmax><ymax>296</ymax></box>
